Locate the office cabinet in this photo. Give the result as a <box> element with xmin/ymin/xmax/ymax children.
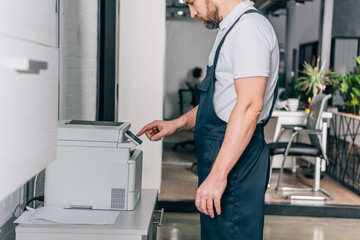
<box><xmin>0</xmin><ymin>0</ymin><xmax>58</xmax><ymax>47</ymax></box>
<box><xmin>0</xmin><ymin>0</ymin><xmax>58</xmax><ymax>200</ymax></box>
<box><xmin>16</xmin><ymin>189</ymin><xmax>160</xmax><ymax>240</ymax></box>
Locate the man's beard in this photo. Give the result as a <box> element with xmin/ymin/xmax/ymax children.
<box><xmin>202</xmin><ymin>0</ymin><xmax>221</xmax><ymax>29</ymax></box>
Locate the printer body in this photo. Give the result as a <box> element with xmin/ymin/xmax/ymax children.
<box><xmin>45</xmin><ymin>120</ymin><xmax>142</xmax><ymax>210</ymax></box>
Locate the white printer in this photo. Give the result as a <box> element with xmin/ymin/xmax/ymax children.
<box><xmin>45</xmin><ymin>120</ymin><xmax>143</xmax><ymax>210</ymax></box>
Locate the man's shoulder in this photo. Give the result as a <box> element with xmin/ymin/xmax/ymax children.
<box><xmin>235</xmin><ymin>13</ymin><xmax>274</xmax><ymax>34</ymax></box>
<box><xmin>228</xmin><ymin>13</ymin><xmax>277</xmax><ymax>48</ymax></box>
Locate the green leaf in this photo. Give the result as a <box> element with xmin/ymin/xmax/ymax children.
<box><xmin>339</xmin><ymin>81</ymin><xmax>348</xmax><ymax>93</ymax></box>
<box><xmin>353</xmin><ymin>87</ymin><xmax>360</xmax><ymax>97</ymax></box>
<box><xmin>354</xmin><ymin>56</ymin><xmax>360</xmax><ymax>65</ymax></box>
<box><xmin>350</xmin><ymin>92</ymin><xmax>359</xmax><ymax>107</ymax></box>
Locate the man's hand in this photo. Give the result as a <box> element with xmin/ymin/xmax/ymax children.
<box><xmin>137</xmin><ymin>106</ymin><xmax>198</xmax><ymax>141</ymax></box>
<box><xmin>195</xmin><ymin>171</ymin><xmax>227</xmax><ymax>218</ymax></box>
<box><xmin>137</xmin><ymin>120</ymin><xmax>179</xmax><ymax>141</ymax></box>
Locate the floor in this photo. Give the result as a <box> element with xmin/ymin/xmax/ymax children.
<box><xmin>157</xmin><ymin>213</ymin><xmax>360</xmax><ymax>240</ymax></box>
<box><xmin>160</xmin><ymin>131</ymin><xmax>360</xmax><ymax>207</ymax></box>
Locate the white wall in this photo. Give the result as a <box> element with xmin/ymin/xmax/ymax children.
<box><xmin>268</xmin><ymin>0</ymin><xmax>322</xmax><ymax>53</ymax></box>
<box><xmin>294</xmin><ymin>0</ymin><xmax>322</xmax><ymax>49</ymax></box>
<box><xmin>59</xmin><ymin>0</ymin><xmax>98</xmax><ymax>121</ymax></box>
<box><xmin>118</xmin><ymin>0</ymin><xmax>166</xmax><ymax>190</ymax></box>
<box><xmin>164</xmin><ymin>20</ymin><xmax>217</xmax><ymax>119</ymax></box>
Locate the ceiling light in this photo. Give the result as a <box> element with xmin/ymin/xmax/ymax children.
<box><xmin>177</xmin><ymin>10</ymin><xmax>184</xmax><ymax>16</ymax></box>
<box><xmin>178</xmin><ymin>0</ymin><xmax>184</xmax><ymax>4</ymax></box>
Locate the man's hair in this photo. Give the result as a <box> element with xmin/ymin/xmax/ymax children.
<box><xmin>192</xmin><ymin>67</ymin><xmax>203</xmax><ymax>78</ymax></box>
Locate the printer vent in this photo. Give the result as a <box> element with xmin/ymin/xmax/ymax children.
<box><xmin>111</xmin><ymin>188</ymin><xmax>126</xmax><ymax>209</ymax></box>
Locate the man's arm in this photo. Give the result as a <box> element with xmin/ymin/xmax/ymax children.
<box><xmin>137</xmin><ymin>106</ymin><xmax>198</xmax><ymax>141</ymax></box>
<box><xmin>195</xmin><ymin>76</ymin><xmax>267</xmax><ymax>218</ymax></box>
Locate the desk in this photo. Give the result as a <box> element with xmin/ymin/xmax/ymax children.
<box><xmin>267</xmin><ymin>110</ymin><xmax>333</xmax><ymax>171</ymax></box>
<box><xmin>16</xmin><ymin>189</ymin><xmax>159</xmax><ymax>240</ymax></box>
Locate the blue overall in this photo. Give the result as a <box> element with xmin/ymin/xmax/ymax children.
<box><xmin>194</xmin><ymin>9</ymin><xmax>278</xmax><ymax>240</ymax></box>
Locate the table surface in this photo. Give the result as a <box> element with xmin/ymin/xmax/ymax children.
<box><xmin>272</xmin><ymin>110</ymin><xmax>332</xmax><ymax>119</ymax></box>
<box><xmin>16</xmin><ymin>189</ymin><xmax>158</xmax><ymax>236</ymax></box>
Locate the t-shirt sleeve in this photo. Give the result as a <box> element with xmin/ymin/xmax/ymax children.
<box><xmin>229</xmin><ymin>19</ymin><xmax>272</xmax><ymax>79</ymax></box>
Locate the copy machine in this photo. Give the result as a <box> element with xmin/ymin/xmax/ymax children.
<box><xmin>45</xmin><ymin>120</ymin><xmax>143</xmax><ymax>210</ymax></box>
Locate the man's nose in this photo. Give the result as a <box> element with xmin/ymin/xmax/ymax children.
<box><xmin>188</xmin><ymin>6</ymin><xmax>197</xmax><ymax>18</ymax></box>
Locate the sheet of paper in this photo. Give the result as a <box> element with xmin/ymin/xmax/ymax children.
<box><xmin>15</xmin><ymin>206</ymin><xmax>119</xmax><ymax>225</ymax></box>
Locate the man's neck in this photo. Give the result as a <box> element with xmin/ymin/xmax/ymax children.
<box><xmin>217</xmin><ymin>0</ymin><xmax>245</xmax><ymax>21</ymax></box>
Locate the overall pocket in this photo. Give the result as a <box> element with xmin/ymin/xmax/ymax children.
<box><xmin>195</xmin><ymin>138</ymin><xmax>221</xmax><ymax>185</ymax></box>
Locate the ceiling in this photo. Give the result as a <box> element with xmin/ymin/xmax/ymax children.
<box><xmin>166</xmin><ymin>0</ymin><xmax>313</xmax><ymax>19</ymax></box>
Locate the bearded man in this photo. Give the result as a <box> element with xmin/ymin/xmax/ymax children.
<box><xmin>138</xmin><ymin>0</ymin><xmax>279</xmax><ymax>239</ymax></box>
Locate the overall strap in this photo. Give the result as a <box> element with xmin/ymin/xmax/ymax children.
<box><xmin>212</xmin><ymin>9</ymin><xmax>263</xmax><ymax>71</ymax></box>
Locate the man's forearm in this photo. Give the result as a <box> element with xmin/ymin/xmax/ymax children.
<box><xmin>173</xmin><ymin>106</ymin><xmax>198</xmax><ymax>131</ymax></box>
<box><xmin>210</xmin><ymin>102</ymin><xmax>261</xmax><ymax>176</ymax></box>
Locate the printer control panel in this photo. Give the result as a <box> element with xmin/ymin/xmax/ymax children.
<box><xmin>125</xmin><ymin>130</ymin><xmax>142</xmax><ymax>145</ymax></box>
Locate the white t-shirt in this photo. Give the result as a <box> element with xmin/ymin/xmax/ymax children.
<box><xmin>208</xmin><ymin>0</ymin><xmax>279</xmax><ymax>123</ymax></box>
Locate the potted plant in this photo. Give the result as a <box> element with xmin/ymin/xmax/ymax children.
<box><xmin>295</xmin><ymin>57</ymin><xmax>337</xmax><ymax>99</ymax></box>
<box><xmin>332</xmin><ymin>56</ymin><xmax>360</xmax><ymax>115</ymax></box>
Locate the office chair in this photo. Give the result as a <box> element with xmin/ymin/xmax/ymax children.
<box><xmin>173</xmin><ymin>82</ymin><xmax>198</xmax><ymax>150</ymax></box>
<box><xmin>268</xmin><ymin>93</ymin><xmax>334</xmax><ymax>200</ymax></box>
<box><xmin>186</xmin><ymin>82</ymin><xmax>200</xmax><ymax>107</ymax></box>
<box><xmin>173</xmin><ymin>82</ymin><xmax>199</xmax><ymax>173</ymax></box>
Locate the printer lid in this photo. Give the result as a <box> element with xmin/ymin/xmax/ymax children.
<box><xmin>57</xmin><ymin>120</ymin><xmax>132</xmax><ymax>147</ymax></box>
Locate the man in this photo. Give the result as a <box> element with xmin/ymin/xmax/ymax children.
<box><xmin>137</xmin><ymin>0</ymin><xmax>279</xmax><ymax>239</ymax></box>
<box><xmin>189</xmin><ymin>67</ymin><xmax>203</xmax><ymax>89</ymax></box>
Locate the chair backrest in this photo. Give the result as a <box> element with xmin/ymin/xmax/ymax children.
<box><xmin>306</xmin><ymin>93</ymin><xmax>332</xmax><ymax>148</ymax></box>
<box><xmin>186</xmin><ymin>82</ymin><xmax>200</xmax><ymax>106</ymax></box>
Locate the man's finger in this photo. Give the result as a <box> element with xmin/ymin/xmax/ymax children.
<box><xmin>200</xmin><ymin>195</ymin><xmax>209</xmax><ymax>216</ymax></box>
<box><xmin>214</xmin><ymin>198</ymin><xmax>221</xmax><ymax>216</ymax></box>
<box><xmin>150</xmin><ymin>131</ymin><xmax>165</xmax><ymax>141</ymax></box>
<box><xmin>207</xmin><ymin>198</ymin><xmax>215</xmax><ymax>218</ymax></box>
<box><xmin>195</xmin><ymin>194</ymin><xmax>201</xmax><ymax>212</ymax></box>
<box><xmin>144</xmin><ymin>130</ymin><xmax>154</xmax><ymax>140</ymax></box>
<box><xmin>137</xmin><ymin>122</ymin><xmax>156</xmax><ymax>137</ymax></box>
